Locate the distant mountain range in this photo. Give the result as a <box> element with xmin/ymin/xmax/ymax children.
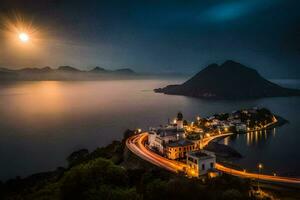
<box><xmin>154</xmin><ymin>60</ymin><xmax>300</xmax><ymax>99</ymax></box>
<box><xmin>0</xmin><ymin>66</ymin><xmax>137</xmax><ymax>81</ymax></box>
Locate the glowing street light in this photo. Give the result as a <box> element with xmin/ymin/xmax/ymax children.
<box><xmin>257</xmin><ymin>163</ymin><xmax>263</xmax><ymax>192</ymax></box>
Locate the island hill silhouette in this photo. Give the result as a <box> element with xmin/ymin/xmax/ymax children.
<box><xmin>154</xmin><ymin>60</ymin><xmax>300</xmax><ymax>99</ymax></box>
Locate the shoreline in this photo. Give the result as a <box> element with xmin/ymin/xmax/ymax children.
<box><xmin>205</xmin><ymin>116</ymin><xmax>293</xmax><ymax>177</ymax></box>
<box><xmin>1</xmin><ymin>113</ymin><xmax>287</xmax><ymax>182</ymax></box>
<box><xmin>126</xmin><ymin>132</ymin><xmax>300</xmax><ymax>186</ymax></box>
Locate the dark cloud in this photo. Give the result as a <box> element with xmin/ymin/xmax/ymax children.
<box><xmin>0</xmin><ymin>0</ymin><xmax>299</xmax><ymax>78</ymax></box>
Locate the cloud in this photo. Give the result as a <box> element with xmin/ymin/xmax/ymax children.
<box><xmin>202</xmin><ymin>0</ymin><xmax>280</xmax><ymax>22</ymax></box>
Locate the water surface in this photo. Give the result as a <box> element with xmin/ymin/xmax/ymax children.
<box><xmin>0</xmin><ymin>79</ymin><xmax>299</xmax><ymax>180</ymax></box>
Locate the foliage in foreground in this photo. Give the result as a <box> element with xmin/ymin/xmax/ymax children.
<box><xmin>1</xmin><ymin>130</ymin><xmax>257</xmax><ymax>200</ymax></box>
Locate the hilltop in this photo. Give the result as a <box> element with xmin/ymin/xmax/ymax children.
<box><xmin>0</xmin><ymin>66</ymin><xmax>137</xmax><ymax>81</ymax></box>
<box><xmin>154</xmin><ymin>60</ymin><xmax>300</xmax><ymax>99</ymax></box>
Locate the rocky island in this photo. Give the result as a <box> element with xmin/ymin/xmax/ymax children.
<box><xmin>154</xmin><ymin>60</ymin><xmax>300</xmax><ymax>99</ymax></box>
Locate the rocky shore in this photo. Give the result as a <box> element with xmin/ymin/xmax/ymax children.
<box><xmin>204</xmin><ymin>141</ymin><xmax>242</xmax><ymax>159</ymax></box>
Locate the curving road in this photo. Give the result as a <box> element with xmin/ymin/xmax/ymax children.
<box><xmin>126</xmin><ymin>132</ymin><xmax>300</xmax><ymax>185</ymax></box>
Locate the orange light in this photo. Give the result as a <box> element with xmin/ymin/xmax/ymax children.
<box><xmin>19</xmin><ymin>32</ymin><xmax>29</xmax><ymax>42</ymax></box>
<box><xmin>2</xmin><ymin>13</ymin><xmax>39</xmax><ymax>47</ymax></box>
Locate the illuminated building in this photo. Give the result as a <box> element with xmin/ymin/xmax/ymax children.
<box><xmin>166</xmin><ymin>140</ymin><xmax>196</xmax><ymax>160</ymax></box>
<box><xmin>235</xmin><ymin>123</ymin><xmax>247</xmax><ymax>132</ymax></box>
<box><xmin>186</xmin><ymin>150</ymin><xmax>216</xmax><ymax>177</ymax></box>
<box><xmin>148</xmin><ymin>112</ymin><xmax>186</xmax><ymax>154</ymax></box>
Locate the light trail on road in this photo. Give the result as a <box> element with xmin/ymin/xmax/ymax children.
<box><xmin>126</xmin><ymin>132</ymin><xmax>300</xmax><ymax>185</ymax></box>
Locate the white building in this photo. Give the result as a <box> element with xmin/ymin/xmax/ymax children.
<box><xmin>235</xmin><ymin>123</ymin><xmax>247</xmax><ymax>132</ymax></box>
<box><xmin>148</xmin><ymin>112</ymin><xmax>185</xmax><ymax>154</ymax></box>
<box><xmin>148</xmin><ymin>128</ymin><xmax>185</xmax><ymax>154</ymax></box>
<box><xmin>186</xmin><ymin>150</ymin><xmax>216</xmax><ymax>176</ymax></box>
<box><xmin>148</xmin><ymin>131</ymin><xmax>164</xmax><ymax>153</ymax></box>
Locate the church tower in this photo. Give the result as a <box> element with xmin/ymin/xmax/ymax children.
<box><xmin>176</xmin><ymin>112</ymin><xmax>184</xmax><ymax>130</ymax></box>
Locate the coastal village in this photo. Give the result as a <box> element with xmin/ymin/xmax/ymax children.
<box><xmin>147</xmin><ymin>108</ymin><xmax>278</xmax><ymax>177</ymax></box>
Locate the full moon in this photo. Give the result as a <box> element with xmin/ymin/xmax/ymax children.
<box><xmin>19</xmin><ymin>33</ymin><xmax>29</xmax><ymax>42</ymax></box>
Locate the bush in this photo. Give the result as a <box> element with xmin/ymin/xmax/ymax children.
<box><xmin>67</xmin><ymin>149</ymin><xmax>89</xmax><ymax>167</ymax></box>
<box><xmin>60</xmin><ymin>158</ymin><xmax>128</xmax><ymax>200</ymax></box>
<box><xmin>145</xmin><ymin>179</ymin><xmax>168</xmax><ymax>200</ymax></box>
<box><xmin>85</xmin><ymin>186</ymin><xmax>140</xmax><ymax>200</ymax></box>
<box><xmin>221</xmin><ymin>189</ymin><xmax>243</xmax><ymax>200</ymax></box>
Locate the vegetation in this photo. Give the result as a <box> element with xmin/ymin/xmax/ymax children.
<box><xmin>214</xmin><ymin>113</ymin><xmax>229</xmax><ymax>121</ymax></box>
<box><xmin>0</xmin><ymin>129</ymin><xmax>272</xmax><ymax>200</ymax></box>
<box><xmin>239</xmin><ymin>108</ymin><xmax>275</xmax><ymax>129</ymax></box>
<box><xmin>193</xmin><ymin>108</ymin><xmax>277</xmax><ymax>133</ymax></box>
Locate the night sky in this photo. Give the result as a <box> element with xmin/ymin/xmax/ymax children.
<box><xmin>0</xmin><ymin>0</ymin><xmax>299</xmax><ymax>78</ymax></box>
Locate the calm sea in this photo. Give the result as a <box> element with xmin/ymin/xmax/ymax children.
<box><xmin>0</xmin><ymin>79</ymin><xmax>299</xmax><ymax>180</ymax></box>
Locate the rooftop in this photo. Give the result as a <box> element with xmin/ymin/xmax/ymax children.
<box><xmin>187</xmin><ymin>150</ymin><xmax>215</xmax><ymax>160</ymax></box>
<box><xmin>157</xmin><ymin>127</ymin><xmax>184</xmax><ymax>137</ymax></box>
<box><xmin>166</xmin><ymin>140</ymin><xmax>194</xmax><ymax>147</ymax></box>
